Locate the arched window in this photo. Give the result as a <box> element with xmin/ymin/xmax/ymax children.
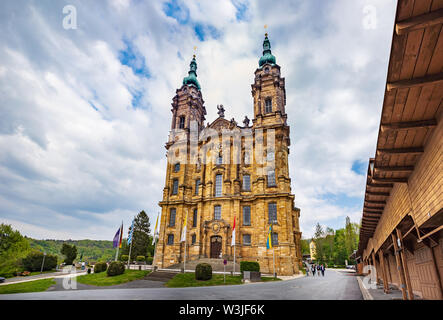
<box><xmin>265</xmin><ymin>98</ymin><xmax>272</xmax><ymax>113</ymax></box>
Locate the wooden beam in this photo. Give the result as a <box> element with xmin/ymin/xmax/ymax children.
<box><xmin>391</xmin><ymin>232</ymin><xmax>408</xmax><ymax>300</ymax></box>
<box><xmin>364</xmin><ymin>200</ymin><xmax>386</xmax><ymax>205</ymax></box>
<box><xmin>363</xmin><ymin>212</ymin><xmax>383</xmax><ymax>217</ymax></box>
<box><xmin>364</xmin><ymin>206</ymin><xmax>384</xmax><ymax>211</ymax></box>
<box><xmin>396</xmin><ymin>228</ymin><xmax>414</xmax><ymax>300</ymax></box>
<box><xmin>374</xmin><ymin>166</ymin><xmax>414</xmax><ymax>172</ymax></box>
<box><xmin>366</xmin><ymin>191</ymin><xmax>390</xmax><ymax>196</ymax></box>
<box><xmin>380</xmin><ymin>119</ymin><xmax>437</xmax><ymax>132</ymax></box>
<box><xmin>387</xmin><ymin>72</ymin><xmax>443</xmax><ymax>91</ymax></box>
<box><xmin>372</xmin><ymin>177</ymin><xmax>409</xmax><ymax>183</ymax></box>
<box><xmin>395</xmin><ymin>8</ymin><xmax>443</xmax><ymax>35</ymax></box>
<box><xmin>377</xmin><ymin>147</ymin><xmax>424</xmax><ymax>155</ymax></box>
<box><xmin>368</xmin><ymin>183</ymin><xmax>394</xmax><ymax>188</ymax></box>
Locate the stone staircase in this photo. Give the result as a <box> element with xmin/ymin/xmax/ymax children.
<box><xmin>166</xmin><ymin>258</ymin><xmax>240</xmax><ymax>272</ymax></box>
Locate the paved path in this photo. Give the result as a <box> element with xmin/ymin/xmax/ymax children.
<box><xmin>0</xmin><ymin>269</ymin><xmax>363</xmax><ymax>300</ymax></box>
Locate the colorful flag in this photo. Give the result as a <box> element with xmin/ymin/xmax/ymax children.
<box><xmin>231</xmin><ymin>216</ymin><xmax>236</xmax><ymax>246</ymax></box>
<box><xmin>113</xmin><ymin>226</ymin><xmax>121</xmax><ymax>248</ymax></box>
<box><xmin>180</xmin><ymin>211</ymin><xmax>188</xmax><ymax>242</ymax></box>
<box><xmin>128</xmin><ymin>219</ymin><xmax>135</xmax><ymax>245</ymax></box>
<box><xmin>266</xmin><ymin>224</ymin><xmax>273</xmax><ymax>249</ymax></box>
<box><xmin>119</xmin><ymin>222</ymin><xmax>123</xmax><ymax>248</ymax></box>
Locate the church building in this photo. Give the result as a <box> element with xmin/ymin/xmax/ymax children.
<box><xmin>154</xmin><ymin>34</ymin><xmax>302</xmax><ymax>275</ymax></box>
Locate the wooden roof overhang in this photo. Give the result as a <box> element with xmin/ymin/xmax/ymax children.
<box><xmin>358</xmin><ymin>0</ymin><xmax>443</xmax><ymax>256</ymax></box>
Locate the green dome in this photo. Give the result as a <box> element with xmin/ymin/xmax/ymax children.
<box><xmin>259</xmin><ymin>34</ymin><xmax>276</xmax><ymax>67</ymax></box>
<box><xmin>183</xmin><ymin>55</ymin><xmax>201</xmax><ymax>90</ymax></box>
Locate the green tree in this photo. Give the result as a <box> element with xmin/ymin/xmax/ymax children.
<box><xmin>313</xmin><ymin>223</ymin><xmax>327</xmax><ymax>264</ymax></box>
<box><xmin>300</xmin><ymin>239</ymin><xmax>310</xmax><ymax>255</ymax></box>
<box><xmin>121</xmin><ymin>211</ymin><xmax>154</xmax><ymax>261</ymax></box>
<box><xmin>61</xmin><ymin>243</ymin><xmax>77</xmax><ymax>265</ymax></box>
<box><xmin>0</xmin><ymin>224</ymin><xmax>31</xmax><ymax>277</ymax></box>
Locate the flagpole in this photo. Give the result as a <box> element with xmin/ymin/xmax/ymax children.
<box><xmin>152</xmin><ymin>212</ymin><xmax>160</xmax><ymax>270</ymax></box>
<box><xmin>127</xmin><ymin>236</ymin><xmax>133</xmax><ymax>269</ymax></box>
<box><xmin>184</xmin><ymin>210</ymin><xmax>187</xmax><ymax>274</ymax></box>
<box><xmin>273</xmin><ymin>246</ymin><xmax>276</xmax><ymax>278</ymax></box>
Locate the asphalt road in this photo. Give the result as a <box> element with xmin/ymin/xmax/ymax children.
<box><xmin>0</xmin><ymin>269</ymin><xmax>363</xmax><ymax>300</ymax></box>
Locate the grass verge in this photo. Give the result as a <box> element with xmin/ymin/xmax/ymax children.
<box><xmin>76</xmin><ymin>270</ymin><xmax>150</xmax><ymax>286</ymax></box>
<box><xmin>0</xmin><ymin>278</ymin><xmax>56</xmax><ymax>294</ymax></box>
<box><xmin>166</xmin><ymin>273</ymin><xmax>282</xmax><ymax>287</ymax></box>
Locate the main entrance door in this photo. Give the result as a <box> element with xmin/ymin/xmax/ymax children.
<box><xmin>210</xmin><ymin>236</ymin><xmax>222</xmax><ymax>258</ymax></box>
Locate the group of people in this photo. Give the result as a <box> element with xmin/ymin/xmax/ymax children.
<box><xmin>305</xmin><ymin>263</ymin><xmax>325</xmax><ymax>277</ymax></box>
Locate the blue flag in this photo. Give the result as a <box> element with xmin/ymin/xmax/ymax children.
<box><xmin>128</xmin><ymin>219</ymin><xmax>135</xmax><ymax>245</ymax></box>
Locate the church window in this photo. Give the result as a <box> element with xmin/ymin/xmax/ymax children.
<box><xmin>167</xmin><ymin>234</ymin><xmax>174</xmax><ymax>245</ymax></box>
<box><xmin>193</xmin><ymin>209</ymin><xmax>198</xmax><ymax>227</ymax></box>
<box><xmin>267</xmin><ymin>150</ymin><xmax>275</xmax><ymax>162</ymax></box>
<box><xmin>169</xmin><ymin>209</ymin><xmax>176</xmax><ymax>227</ymax></box>
<box><xmin>191</xmin><ymin>234</ymin><xmax>196</xmax><ymax>244</ymax></box>
<box><xmin>174</xmin><ymin>163</ymin><xmax>180</xmax><ymax>172</ymax></box>
<box><xmin>268</xmin><ymin>203</ymin><xmax>277</xmax><ymax>224</ymax></box>
<box><xmin>272</xmin><ymin>232</ymin><xmax>279</xmax><ymax>246</ymax></box>
<box><xmin>243</xmin><ymin>206</ymin><xmax>251</xmax><ymax>226</ymax></box>
<box><xmin>172</xmin><ymin>179</ymin><xmax>179</xmax><ymax>195</ymax></box>
<box><xmin>265</xmin><ymin>98</ymin><xmax>272</xmax><ymax>113</ymax></box>
<box><xmin>215</xmin><ymin>174</ymin><xmax>223</xmax><ymax>197</ymax></box>
<box><xmin>216</xmin><ymin>154</ymin><xmax>223</xmax><ymax>165</ymax></box>
<box><xmin>244</xmin><ymin>151</ymin><xmax>251</xmax><ymax>165</ymax></box>
<box><xmin>179</xmin><ymin>116</ymin><xmax>185</xmax><ymax>129</ymax></box>
<box><xmin>195</xmin><ymin>179</ymin><xmax>200</xmax><ymax>195</ymax></box>
<box><xmin>267</xmin><ymin>170</ymin><xmax>276</xmax><ymax>186</ymax></box>
<box><xmin>243</xmin><ymin>174</ymin><xmax>251</xmax><ymax>191</ymax></box>
<box><xmin>214</xmin><ymin>205</ymin><xmax>221</xmax><ymax>220</ymax></box>
<box><xmin>243</xmin><ymin>234</ymin><xmax>251</xmax><ymax>245</ymax></box>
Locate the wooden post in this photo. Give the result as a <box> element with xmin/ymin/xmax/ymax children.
<box><xmin>372</xmin><ymin>251</ymin><xmax>380</xmax><ymax>285</ymax></box>
<box><xmin>396</xmin><ymin>228</ymin><xmax>414</xmax><ymax>300</ymax></box>
<box><xmin>385</xmin><ymin>252</ymin><xmax>392</xmax><ymax>284</ymax></box>
<box><xmin>391</xmin><ymin>233</ymin><xmax>408</xmax><ymax>300</ymax></box>
<box><xmin>429</xmin><ymin>242</ymin><xmax>443</xmax><ymax>299</ymax></box>
<box><xmin>378</xmin><ymin>251</ymin><xmax>390</xmax><ymax>294</ymax></box>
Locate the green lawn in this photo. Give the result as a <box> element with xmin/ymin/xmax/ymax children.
<box><xmin>166</xmin><ymin>273</ymin><xmax>282</xmax><ymax>288</ymax></box>
<box><xmin>76</xmin><ymin>270</ymin><xmax>150</xmax><ymax>286</ymax></box>
<box><xmin>0</xmin><ymin>278</ymin><xmax>56</xmax><ymax>295</ymax></box>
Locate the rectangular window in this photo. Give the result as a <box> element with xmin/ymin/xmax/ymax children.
<box><xmin>268</xmin><ymin>203</ymin><xmax>277</xmax><ymax>224</ymax></box>
<box><xmin>243</xmin><ymin>206</ymin><xmax>251</xmax><ymax>226</ymax></box>
<box><xmin>272</xmin><ymin>232</ymin><xmax>278</xmax><ymax>246</ymax></box>
<box><xmin>265</xmin><ymin>98</ymin><xmax>272</xmax><ymax>113</ymax></box>
<box><xmin>193</xmin><ymin>209</ymin><xmax>198</xmax><ymax>228</ymax></box>
<box><xmin>174</xmin><ymin>163</ymin><xmax>180</xmax><ymax>172</ymax></box>
<box><xmin>167</xmin><ymin>234</ymin><xmax>174</xmax><ymax>245</ymax></box>
<box><xmin>214</xmin><ymin>205</ymin><xmax>221</xmax><ymax>220</ymax></box>
<box><xmin>179</xmin><ymin>116</ymin><xmax>185</xmax><ymax>129</ymax></box>
<box><xmin>267</xmin><ymin>170</ymin><xmax>276</xmax><ymax>186</ymax></box>
<box><xmin>169</xmin><ymin>209</ymin><xmax>176</xmax><ymax>227</ymax></box>
<box><xmin>195</xmin><ymin>179</ymin><xmax>200</xmax><ymax>195</ymax></box>
<box><xmin>172</xmin><ymin>179</ymin><xmax>179</xmax><ymax>195</ymax></box>
<box><xmin>191</xmin><ymin>234</ymin><xmax>196</xmax><ymax>244</ymax></box>
<box><xmin>243</xmin><ymin>234</ymin><xmax>251</xmax><ymax>245</ymax></box>
<box><xmin>243</xmin><ymin>174</ymin><xmax>251</xmax><ymax>191</ymax></box>
<box><xmin>215</xmin><ymin>174</ymin><xmax>222</xmax><ymax>197</ymax></box>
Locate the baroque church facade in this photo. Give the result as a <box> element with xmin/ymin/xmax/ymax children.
<box><xmin>154</xmin><ymin>34</ymin><xmax>302</xmax><ymax>275</ymax></box>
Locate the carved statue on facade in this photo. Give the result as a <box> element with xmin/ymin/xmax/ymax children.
<box><xmin>217</xmin><ymin>104</ymin><xmax>225</xmax><ymax>118</ymax></box>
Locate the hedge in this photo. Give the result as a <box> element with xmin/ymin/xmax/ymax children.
<box><xmin>146</xmin><ymin>257</ymin><xmax>153</xmax><ymax>265</ymax></box>
<box><xmin>240</xmin><ymin>261</ymin><xmax>260</xmax><ymax>273</ymax></box>
<box><xmin>21</xmin><ymin>251</ymin><xmax>58</xmax><ymax>272</ymax></box>
<box><xmin>94</xmin><ymin>262</ymin><xmax>108</xmax><ymax>273</ymax></box>
<box><xmin>195</xmin><ymin>263</ymin><xmax>212</xmax><ymax>281</ymax></box>
<box><xmin>120</xmin><ymin>255</ymin><xmax>129</xmax><ymax>262</ymax></box>
<box><xmin>107</xmin><ymin>261</ymin><xmax>125</xmax><ymax>276</ymax></box>
<box><xmin>136</xmin><ymin>256</ymin><xmax>145</xmax><ymax>262</ymax></box>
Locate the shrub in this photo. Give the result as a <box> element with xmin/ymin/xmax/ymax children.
<box><xmin>136</xmin><ymin>256</ymin><xmax>145</xmax><ymax>262</ymax></box>
<box><xmin>146</xmin><ymin>257</ymin><xmax>153</xmax><ymax>265</ymax></box>
<box><xmin>94</xmin><ymin>262</ymin><xmax>107</xmax><ymax>273</ymax></box>
<box><xmin>87</xmin><ymin>268</ymin><xmax>91</xmax><ymax>274</ymax></box>
<box><xmin>195</xmin><ymin>263</ymin><xmax>212</xmax><ymax>281</ymax></box>
<box><xmin>240</xmin><ymin>261</ymin><xmax>260</xmax><ymax>273</ymax></box>
<box><xmin>120</xmin><ymin>255</ymin><xmax>129</xmax><ymax>262</ymax></box>
<box><xmin>21</xmin><ymin>251</ymin><xmax>58</xmax><ymax>272</ymax></box>
<box><xmin>107</xmin><ymin>261</ymin><xmax>125</xmax><ymax>277</ymax></box>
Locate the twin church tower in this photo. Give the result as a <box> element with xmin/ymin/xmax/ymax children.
<box><xmin>154</xmin><ymin>34</ymin><xmax>302</xmax><ymax>275</ymax></box>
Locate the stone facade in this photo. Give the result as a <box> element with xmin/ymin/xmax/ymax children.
<box><xmin>154</xmin><ymin>35</ymin><xmax>302</xmax><ymax>275</ymax></box>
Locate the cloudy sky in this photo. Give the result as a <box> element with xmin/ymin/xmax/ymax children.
<box><xmin>0</xmin><ymin>0</ymin><xmax>397</xmax><ymax>240</ymax></box>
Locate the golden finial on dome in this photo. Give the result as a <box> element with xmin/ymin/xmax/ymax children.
<box><xmin>264</xmin><ymin>24</ymin><xmax>268</xmax><ymax>36</ymax></box>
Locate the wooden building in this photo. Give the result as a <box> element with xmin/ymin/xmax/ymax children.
<box><xmin>356</xmin><ymin>0</ymin><xmax>443</xmax><ymax>300</ymax></box>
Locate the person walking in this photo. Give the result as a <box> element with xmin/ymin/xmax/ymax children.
<box><xmin>311</xmin><ymin>264</ymin><xmax>316</xmax><ymax>276</ymax></box>
<box><xmin>317</xmin><ymin>264</ymin><xmax>321</xmax><ymax>276</ymax></box>
<box><xmin>321</xmin><ymin>264</ymin><xmax>325</xmax><ymax>276</ymax></box>
<box><xmin>305</xmin><ymin>264</ymin><xmax>310</xmax><ymax>276</ymax></box>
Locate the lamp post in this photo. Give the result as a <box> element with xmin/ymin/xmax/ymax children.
<box><xmin>40</xmin><ymin>252</ymin><xmax>46</xmax><ymax>274</ymax></box>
